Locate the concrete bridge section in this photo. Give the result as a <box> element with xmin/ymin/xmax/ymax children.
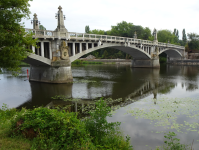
<box><xmin>24</xmin><ymin>6</ymin><xmax>185</xmax><ymax>83</ymax></box>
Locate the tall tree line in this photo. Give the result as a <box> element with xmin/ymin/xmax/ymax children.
<box><xmin>83</xmin><ymin>21</ymin><xmax>198</xmax><ymax>59</ymax></box>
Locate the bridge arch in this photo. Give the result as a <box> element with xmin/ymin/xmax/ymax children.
<box><xmin>159</xmin><ymin>48</ymin><xmax>182</xmax><ymax>58</ymax></box>
<box><xmin>69</xmin><ymin>43</ymin><xmax>151</xmax><ymax>62</ymax></box>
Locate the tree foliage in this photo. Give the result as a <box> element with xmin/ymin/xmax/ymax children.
<box><xmin>90</xmin><ymin>29</ymin><xmax>104</xmax><ymax>35</ymax></box>
<box><xmin>182</xmin><ymin>29</ymin><xmax>187</xmax><ymax>44</ymax></box>
<box><xmin>84</xmin><ymin>22</ymin><xmax>195</xmax><ymax>58</ymax></box>
<box><xmin>187</xmin><ymin>33</ymin><xmax>199</xmax><ymax>51</ymax></box>
<box><xmin>0</xmin><ymin>0</ymin><xmax>37</xmax><ymax>74</ymax></box>
<box><xmin>85</xmin><ymin>25</ymin><xmax>90</xmax><ymax>33</ymax></box>
<box><xmin>157</xmin><ymin>30</ymin><xmax>179</xmax><ymax>45</ymax></box>
<box><xmin>39</xmin><ymin>25</ymin><xmax>46</xmax><ymax>30</ymax></box>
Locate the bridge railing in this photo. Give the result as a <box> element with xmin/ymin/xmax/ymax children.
<box><xmin>25</xmin><ymin>28</ymin><xmax>55</xmax><ymax>37</ymax></box>
<box><xmin>25</xmin><ymin>28</ymin><xmax>184</xmax><ymax>50</ymax></box>
<box><xmin>68</xmin><ymin>32</ymin><xmax>184</xmax><ymax>49</ymax></box>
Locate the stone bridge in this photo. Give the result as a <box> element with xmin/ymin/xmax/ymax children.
<box><xmin>24</xmin><ymin>6</ymin><xmax>185</xmax><ymax>83</ymax></box>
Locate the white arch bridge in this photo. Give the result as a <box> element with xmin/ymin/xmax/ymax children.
<box><xmin>24</xmin><ymin>28</ymin><xmax>185</xmax><ymax>65</ymax></box>
<box><xmin>24</xmin><ymin>6</ymin><xmax>185</xmax><ymax>83</ymax></box>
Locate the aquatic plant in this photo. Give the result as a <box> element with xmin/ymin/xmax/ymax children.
<box><xmin>127</xmin><ymin>97</ymin><xmax>199</xmax><ymax>133</ymax></box>
<box><xmin>155</xmin><ymin>132</ymin><xmax>193</xmax><ymax>150</ymax></box>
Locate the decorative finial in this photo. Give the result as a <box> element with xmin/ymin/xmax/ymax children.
<box><xmin>58</xmin><ymin>6</ymin><xmax>62</xmax><ymax>11</ymax></box>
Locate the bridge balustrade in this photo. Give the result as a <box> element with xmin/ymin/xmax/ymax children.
<box><xmin>25</xmin><ymin>28</ymin><xmax>184</xmax><ymax>51</ymax></box>
<box><xmin>77</xmin><ymin>34</ymin><xmax>83</xmax><ymax>37</ymax></box>
<box><xmin>45</xmin><ymin>31</ymin><xmax>53</xmax><ymax>36</ymax></box>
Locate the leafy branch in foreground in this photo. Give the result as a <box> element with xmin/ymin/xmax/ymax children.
<box><xmin>0</xmin><ymin>0</ymin><xmax>37</xmax><ymax>75</ymax></box>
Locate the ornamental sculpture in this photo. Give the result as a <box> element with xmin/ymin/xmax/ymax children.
<box><xmin>60</xmin><ymin>41</ymin><xmax>69</xmax><ymax>60</ymax></box>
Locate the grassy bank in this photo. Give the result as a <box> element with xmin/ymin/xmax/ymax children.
<box><xmin>20</xmin><ymin>62</ymin><xmax>30</xmax><ymax>66</ymax></box>
<box><xmin>0</xmin><ymin>100</ymin><xmax>132</xmax><ymax>150</ymax></box>
<box><xmin>72</xmin><ymin>60</ymin><xmax>103</xmax><ymax>65</ymax></box>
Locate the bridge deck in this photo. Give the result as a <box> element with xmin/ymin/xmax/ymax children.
<box><xmin>25</xmin><ymin>28</ymin><xmax>184</xmax><ymax>50</ymax></box>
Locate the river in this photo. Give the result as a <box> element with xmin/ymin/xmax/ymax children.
<box><xmin>0</xmin><ymin>64</ymin><xmax>199</xmax><ymax>150</ymax></box>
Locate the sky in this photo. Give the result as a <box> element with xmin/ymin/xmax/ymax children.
<box><xmin>23</xmin><ymin>0</ymin><xmax>199</xmax><ymax>39</ymax></box>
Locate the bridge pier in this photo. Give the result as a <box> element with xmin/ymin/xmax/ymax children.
<box><xmin>132</xmin><ymin>59</ymin><xmax>160</xmax><ymax>68</ymax></box>
<box><xmin>29</xmin><ymin>60</ymin><xmax>73</xmax><ymax>83</ymax></box>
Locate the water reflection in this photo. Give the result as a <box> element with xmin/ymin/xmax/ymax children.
<box><xmin>17</xmin><ymin>82</ymin><xmax>73</xmax><ymax>109</ymax></box>
<box><xmin>1</xmin><ymin>65</ymin><xmax>199</xmax><ymax>150</ymax></box>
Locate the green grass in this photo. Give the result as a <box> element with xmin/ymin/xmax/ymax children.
<box><xmin>0</xmin><ymin>105</ymin><xmax>32</xmax><ymax>150</ymax></box>
<box><xmin>72</xmin><ymin>60</ymin><xmax>103</xmax><ymax>65</ymax></box>
<box><xmin>19</xmin><ymin>62</ymin><xmax>30</xmax><ymax>66</ymax></box>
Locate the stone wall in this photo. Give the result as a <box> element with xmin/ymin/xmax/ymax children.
<box><xmin>188</xmin><ymin>53</ymin><xmax>199</xmax><ymax>59</ymax></box>
<box><xmin>168</xmin><ymin>59</ymin><xmax>199</xmax><ymax>65</ymax></box>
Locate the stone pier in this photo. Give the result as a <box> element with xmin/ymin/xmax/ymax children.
<box><xmin>132</xmin><ymin>59</ymin><xmax>160</xmax><ymax>68</ymax></box>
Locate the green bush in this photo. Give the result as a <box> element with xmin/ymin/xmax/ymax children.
<box><xmin>159</xmin><ymin>57</ymin><xmax>167</xmax><ymax>63</ymax></box>
<box><xmin>10</xmin><ymin>107</ymin><xmax>94</xmax><ymax>149</ymax></box>
<box><xmin>156</xmin><ymin>132</ymin><xmax>192</xmax><ymax>150</ymax></box>
<box><xmin>6</xmin><ymin>99</ymin><xmax>132</xmax><ymax>150</ymax></box>
<box><xmin>72</xmin><ymin>59</ymin><xmax>82</xmax><ymax>65</ymax></box>
<box><xmin>85</xmin><ymin>99</ymin><xmax>132</xmax><ymax>149</ymax></box>
<box><xmin>0</xmin><ymin>104</ymin><xmax>17</xmax><ymax>122</ymax></box>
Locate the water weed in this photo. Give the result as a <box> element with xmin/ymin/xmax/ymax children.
<box><xmin>155</xmin><ymin>132</ymin><xmax>193</xmax><ymax>150</ymax></box>
<box><xmin>127</xmin><ymin>97</ymin><xmax>199</xmax><ymax>133</ymax></box>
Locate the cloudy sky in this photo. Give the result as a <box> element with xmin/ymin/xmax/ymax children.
<box><xmin>23</xmin><ymin>0</ymin><xmax>199</xmax><ymax>39</ymax></box>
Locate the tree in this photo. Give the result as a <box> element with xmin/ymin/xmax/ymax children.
<box><xmin>109</xmin><ymin>21</ymin><xmax>134</xmax><ymax>37</ymax></box>
<box><xmin>187</xmin><ymin>33</ymin><xmax>199</xmax><ymax>40</ymax></box>
<box><xmin>0</xmin><ymin>0</ymin><xmax>37</xmax><ymax>74</ymax></box>
<box><xmin>187</xmin><ymin>33</ymin><xmax>199</xmax><ymax>51</ymax></box>
<box><xmin>90</xmin><ymin>29</ymin><xmax>104</xmax><ymax>35</ymax></box>
<box><xmin>85</xmin><ymin>25</ymin><xmax>90</xmax><ymax>33</ymax></box>
<box><xmin>176</xmin><ymin>30</ymin><xmax>179</xmax><ymax>42</ymax></box>
<box><xmin>39</xmin><ymin>25</ymin><xmax>46</xmax><ymax>30</ymax></box>
<box><xmin>173</xmin><ymin>28</ymin><xmax>176</xmax><ymax>35</ymax></box>
<box><xmin>182</xmin><ymin>29</ymin><xmax>187</xmax><ymax>44</ymax></box>
<box><xmin>157</xmin><ymin>30</ymin><xmax>179</xmax><ymax>45</ymax></box>
<box><xmin>102</xmin><ymin>50</ymin><xmax>108</xmax><ymax>59</ymax></box>
<box><xmin>143</xmin><ymin>27</ymin><xmax>152</xmax><ymax>40</ymax></box>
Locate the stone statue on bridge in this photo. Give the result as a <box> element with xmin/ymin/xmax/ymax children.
<box><xmin>153</xmin><ymin>28</ymin><xmax>157</xmax><ymax>41</ymax></box>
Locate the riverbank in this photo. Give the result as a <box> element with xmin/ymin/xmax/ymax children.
<box><xmin>73</xmin><ymin>59</ymin><xmax>132</xmax><ymax>65</ymax></box>
<box><xmin>0</xmin><ymin>100</ymin><xmax>132</xmax><ymax>150</ymax></box>
<box><xmin>168</xmin><ymin>59</ymin><xmax>199</xmax><ymax>65</ymax></box>
<box><xmin>19</xmin><ymin>62</ymin><xmax>30</xmax><ymax>66</ymax></box>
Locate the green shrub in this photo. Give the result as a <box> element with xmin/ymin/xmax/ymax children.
<box><xmin>7</xmin><ymin>99</ymin><xmax>132</xmax><ymax>150</ymax></box>
<box><xmin>156</xmin><ymin>132</ymin><xmax>192</xmax><ymax>150</ymax></box>
<box><xmin>85</xmin><ymin>99</ymin><xmax>133</xmax><ymax>149</ymax></box>
<box><xmin>72</xmin><ymin>59</ymin><xmax>82</xmax><ymax>65</ymax></box>
<box><xmin>0</xmin><ymin>104</ymin><xmax>17</xmax><ymax>122</ymax></box>
<box><xmin>159</xmin><ymin>57</ymin><xmax>167</xmax><ymax>63</ymax></box>
<box><xmin>10</xmin><ymin>107</ymin><xmax>94</xmax><ymax>149</ymax></box>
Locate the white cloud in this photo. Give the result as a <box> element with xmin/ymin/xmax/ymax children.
<box><xmin>23</xmin><ymin>0</ymin><xmax>199</xmax><ymax>39</ymax></box>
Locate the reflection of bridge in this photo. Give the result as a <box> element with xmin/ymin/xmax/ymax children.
<box><xmin>44</xmin><ymin>80</ymin><xmax>175</xmax><ymax>116</ymax></box>
<box><xmin>24</xmin><ymin>6</ymin><xmax>185</xmax><ymax>83</ymax></box>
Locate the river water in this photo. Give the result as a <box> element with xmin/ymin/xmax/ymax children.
<box><xmin>0</xmin><ymin>64</ymin><xmax>199</xmax><ymax>149</ymax></box>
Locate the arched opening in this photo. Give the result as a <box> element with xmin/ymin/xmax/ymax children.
<box><xmin>159</xmin><ymin>49</ymin><xmax>182</xmax><ymax>63</ymax></box>
<box><xmin>69</xmin><ymin>44</ymin><xmax>151</xmax><ymax>62</ymax></box>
